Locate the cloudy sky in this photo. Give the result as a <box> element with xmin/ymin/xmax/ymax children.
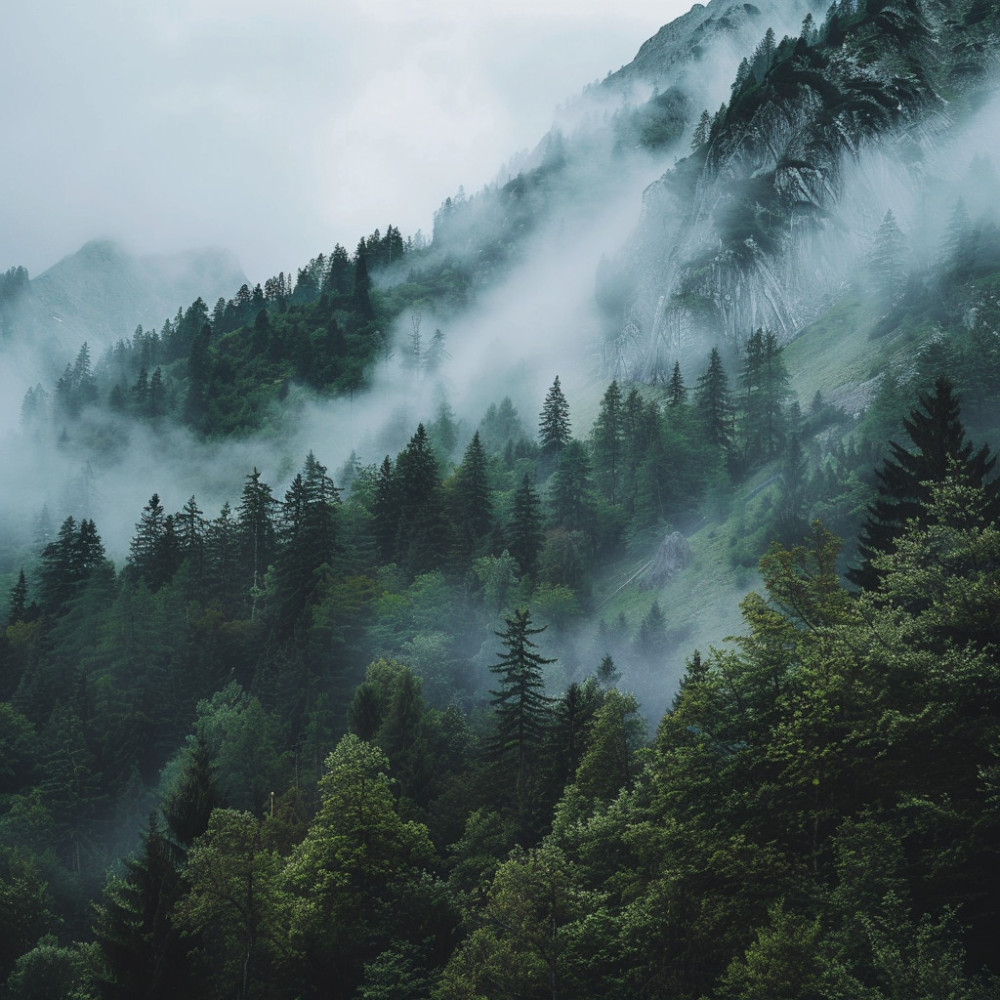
<box><xmin>2</xmin><ymin>0</ymin><xmax>692</xmax><ymax>284</ymax></box>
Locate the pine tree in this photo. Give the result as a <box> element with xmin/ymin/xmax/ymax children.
<box><xmin>691</xmin><ymin>109</ymin><xmax>712</xmax><ymax>150</ymax></box>
<box><xmin>393</xmin><ymin>425</ymin><xmax>444</xmax><ymax>575</ymax></box>
<box><xmin>548</xmin><ymin>441</ymin><xmax>597</xmax><ymax>536</ymax></box>
<box><xmin>274</xmin><ymin>453</ymin><xmax>341</xmax><ymax>633</ymax></box>
<box><xmin>591</xmin><ymin>380</ymin><xmax>625</xmax><ymax>505</ymax></box>
<box><xmin>353</xmin><ymin>239</ymin><xmax>374</xmax><ymax>320</ymax></box>
<box><xmin>740</xmin><ymin>328</ymin><xmax>791</xmax><ymax>464</ymax></box>
<box><xmin>451</xmin><ymin>432</ymin><xmax>493</xmax><ymax>567</ymax></box>
<box><xmin>506</xmin><ymin>475</ymin><xmax>544</xmax><ymax>579</ymax></box>
<box><xmin>634</xmin><ymin>600</ymin><xmax>668</xmax><ymax>663</ymax></box>
<box><xmin>372</xmin><ymin>456</ymin><xmax>398</xmax><ymax>564</ymax></box>
<box><xmin>489</xmin><ymin>608</ymin><xmax>556</xmax><ymax>829</ymax></box>
<box><xmin>176</xmin><ymin>496</ymin><xmax>206</xmax><ymax>582</ymax></box>
<box><xmin>695</xmin><ymin>348</ymin><xmax>734</xmax><ymax>450</ymax></box>
<box><xmin>869</xmin><ymin>209</ymin><xmax>907</xmax><ymax>308</ymax></box>
<box><xmin>92</xmin><ymin>816</ymin><xmax>193</xmax><ymax>999</ymax></box>
<box><xmin>38</xmin><ymin>517</ymin><xmax>106</xmax><ymax>613</ymax></box>
<box><xmin>667</xmin><ymin>361</ymin><xmax>687</xmax><ymax>407</ymax></box>
<box><xmin>327</xmin><ymin>244</ymin><xmax>353</xmax><ymax>295</ymax></box>
<box><xmin>538</xmin><ymin>376</ymin><xmax>571</xmax><ymax>460</ymax></box>
<box><xmin>849</xmin><ymin>377</ymin><xmax>1000</xmax><ymax>591</ymax></box>
<box><xmin>7</xmin><ymin>569</ymin><xmax>28</xmax><ymax>626</ymax></box>
<box><xmin>162</xmin><ymin>730</ymin><xmax>219</xmax><ymax>848</ymax></box>
<box><xmin>236</xmin><ymin>469</ymin><xmax>278</xmax><ymax>604</ymax></box>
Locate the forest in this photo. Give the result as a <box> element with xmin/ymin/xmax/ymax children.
<box><xmin>4</xmin><ymin>0</ymin><xmax>1000</xmax><ymax>994</ymax></box>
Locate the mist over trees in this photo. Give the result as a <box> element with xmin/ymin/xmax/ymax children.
<box><xmin>4</xmin><ymin>0</ymin><xmax>1000</xmax><ymax>995</ymax></box>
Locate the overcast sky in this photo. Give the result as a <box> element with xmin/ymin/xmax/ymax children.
<box><xmin>1</xmin><ymin>0</ymin><xmax>692</xmax><ymax>284</ymax></box>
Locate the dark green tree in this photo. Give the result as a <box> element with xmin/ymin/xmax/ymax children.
<box><xmin>591</xmin><ymin>380</ymin><xmax>625</xmax><ymax>505</ymax></box>
<box><xmin>667</xmin><ymin>361</ymin><xmax>687</xmax><ymax>407</ymax></box>
<box><xmin>538</xmin><ymin>376</ymin><xmax>571</xmax><ymax>461</ymax></box>
<box><xmin>450</xmin><ymin>431</ymin><xmax>493</xmax><ymax>568</ymax></box>
<box><xmin>548</xmin><ymin>440</ymin><xmax>597</xmax><ymax>538</ymax></box>
<box><xmin>740</xmin><ymin>328</ymin><xmax>791</xmax><ymax>465</ymax></box>
<box><xmin>91</xmin><ymin>816</ymin><xmax>193</xmax><ymax>999</ymax></box>
<box><xmin>849</xmin><ymin>377</ymin><xmax>1000</xmax><ymax>590</ymax></box>
<box><xmin>695</xmin><ymin>347</ymin><xmax>734</xmax><ymax>451</ymax></box>
<box><xmin>236</xmin><ymin>469</ymin><xmax>278</xmax><ymax>610</ymax></box>
<box><xmin>393</xmin><ymin>425</ymin><xmax>445</xmax><ymax>575</ymax></box>
<box><xmin>489</xmin><ymin>608</ymin><xmax>556</xmax><ymax>831</ymax></box>
<box><xmin>506</xmin><ymin>475</ymin><xmax>544</xmax><ymax>579</ymax></box>
<box><xmin>353</xmin><ymin>239</ymin><xmax>375</xmax><ymax>320</ymax></box>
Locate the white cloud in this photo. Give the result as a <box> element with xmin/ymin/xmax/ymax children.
<box><xmin>0</xmin><ymin>0</ymin><xmax>689</xmax><ymax>281</ymax></box>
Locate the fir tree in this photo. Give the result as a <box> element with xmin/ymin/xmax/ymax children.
<box><xmin>489</xmin><ymin>609</ymin><xmax>556</xmax><ymax>831</ymax></box>
<box><xmin>667</xmin><ymin>361</ymin><xmax>687</xmax><ymax>407</ymax></box>
<box><xmin>506</xmin><ymin>475</ymin><xmax>544</xmax><ymax>579</ymax></box>
<box><xmin>538</xmin><ymin>376</ymin><xmax>571</xmax><ymax>460</ymax></box>
<box><xmin>451</xmin><ymin>432</ymin><xmax>493</xmax><ymax>567</ymax></box>
<box><xmin>91</xmin><ymin>816</ymin><xmax>193</xmax><ymax>999</ymax></box>
<box><xmin>849</xmin><ymin>377</ymin><xmax>1000</xmax><ymax>590</ymax></box>
<box><xmin>695</xmin><ymin>347</ymin><xmax>734</xmax><ymax>450</ymax></box>
<box><xmin>591</xmin><ymin>380</ymin><xmax>625</xmax><ymax>505</ymax></box>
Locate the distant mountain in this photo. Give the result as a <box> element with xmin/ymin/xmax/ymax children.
<box><xmin>2</xmin><ymin>239</ymin><xmax>245</xmax><ymax>362</ymax></box>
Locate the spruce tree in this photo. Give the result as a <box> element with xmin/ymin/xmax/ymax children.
<box><xmin>92</xmin><ymin>817</ymin><xmax>193</xmax><ymax>999</ymax></box>
<box><xmin>869</xmin><ymin>209</ymin><xmax>907</xmax><ymax>308</ymax></box>
<box><xmin>489</xmin><ymin>608</ymin><xmax>556</xmax><ymax>830</ymax></box>
<box><xmin>695</xmin><ymin>347</ymin><xmax>734</xmax><ymax>451</ymax></box>
<box><xmin>506</xmin><ymin>475</ymin><xmax>543</xmax><ymax>578</ymax></box>
<box><xmin>667</xmin><ymin>361</ymin><xmax>687</xmax><ymax>407</ymax></box>
<box><xmin>451</xmin><ymin>432</ymin><xmax>493</xmax><ymax>567</ymax></box>
<box><xmin>849</xmin><ymin>377</ymin><xmax>1000</xmax><ymax>591</ymax></box>
<box><xmin>236</xmin><ymin>469</ymin><xmax>278</xmax><ymax>603</ymax></box>
<box><xmin>538</xmin><ymin>376</ymin><xmax>571</xmax><ymax>459</ymax></box>
<box><xmin>591</xmin><ymin>380</ymin><xmax>625</xmax><ymax>505</ymax></box>
<box><xmin>393</xmin><ymin>424</ymin><xmax>444</xmax><ymax>575</ymax></box>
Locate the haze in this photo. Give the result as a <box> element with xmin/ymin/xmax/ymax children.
<box><xmin>1</xmin><ymin>0</ymin><xmax>690</xmax><ymax>283</ymax></box>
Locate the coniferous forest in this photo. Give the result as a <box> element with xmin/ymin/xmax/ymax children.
<box><xmin>5</xmin><ymin>0</ymin><xmax>1000</xmax><ymax>996</ymax></box>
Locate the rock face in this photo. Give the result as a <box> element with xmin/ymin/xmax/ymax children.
<box><xmin>644</xmin><ymin>530</ymin><xmax>693</xmax><ymax>589</ymax></box>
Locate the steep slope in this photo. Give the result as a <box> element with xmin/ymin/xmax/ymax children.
<box><xmin>604</xmin><ymin>0</ymin><xmax>1000</xmax><ymax>381</ymax></box>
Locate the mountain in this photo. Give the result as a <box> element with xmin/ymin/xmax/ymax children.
<box><xmin>2</xmin><ymin>239</ymin><xmax>245</xmax><ymax>363</ymax></box>
<box><xmin>3</xmin><ymin>2</ymin><xmax>1000</xmax><ymax>996</ymax></box>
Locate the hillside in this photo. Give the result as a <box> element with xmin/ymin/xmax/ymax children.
<box><xmin>2</xmin><ymin>0</ymin><xmax>1000</xmax><ymax>996</ymax></box>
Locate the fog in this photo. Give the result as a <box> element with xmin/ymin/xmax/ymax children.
<box><xmin>6</xmin><ymin>0</ymin><xmax>999</xmax><ymax>719</ymax></box>
<box><xmin>1</xmin><ymin>0</ymin><xmax>684</xmax><ymax>284</ymax></box>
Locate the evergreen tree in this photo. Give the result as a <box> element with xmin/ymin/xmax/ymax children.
<box><xmin>506</xmin><ymin>475</ymin><xmax>544</xmax><ymax>579</ymax></box>
<box><xmin>548</xmin><ymin>441</ymin><xmax>597</xmax><ymax>537</ymax></box>
<box><xmin>372</xmin><ymin>456</ymin><xmax>398</xmax><ymax>565</ymax></box>
<box><xmin>591</xmin><ymin>380</ymin><xmax>625</xmax><ymax>505</ymax></box>
<box><xmin>38</xmin><ymin>516</ymin><xmax>106</xmax><ymax>613</ymax></box>
<box><xmin>489</xmin><ymin>609</ymin><xmax>556</xmax><ymax>830</ymax></box>
<box><xmin>92</xmin><ymin>817</ymin><xmax>192</xmax><ymax>999</ymax></box>
<box><xmin>327</xmin><ymin>244</ymin><xmax>352</xmax><ymax>295</ymax></box>
<box><xmin>695</xmin><ymin>347</ymin><xmax>734</xmax><ymax>451</ymax></box>
<box><xmin>176</xmin><ymin>496</ymin><xmax>206</xmax><ymax>582</ymax></box>
<box><xmin>393</xmin><ymin>425</ymin><xmax>445</xmax><ymax>575</ymax></box>
<box><xmin>353</xmin><ymin>239</ymin><xmax>374</xmax><ymax>320</ymax></box>
<box><xmin>236</xmin><ymin>469</ymin><xmax>278</xmax><ymax>607</ymax></box>
<box><xmin>127</xmin><ymin>495</ymin><xmax>178</xmax><ymax>589</ymax></box>
<box><xmin>667</xmin><ymin>361</ymin><xmax>687</xmax><ymax>407</ymax></box>
<box><xmin>538</xmin><ymin>376</ymin><xmax>571</xmax><ymax>460</ymax></box>
<box><xmin>274</xmin><ymin>453</ymin><xmax>341</xmax><ymax>633</ymax></box>
<box><xmin>869</xmin><ymin>209</ymin><xmax>907</xmax><ymax>308</ymax></box>
<box><xmin>7</xmin><ymin>569</ymin><xmax>28</xmax><ymax>626</ymax></box>
<box><xmin>740</xmin><ymin>328</ymin><xmax>791</xmax><ymax>464</ymax></box>
<box><xmin>849</xmin><ymin>377</ymin><xmax>1000</xmax><ymax>590</ymax></box>
<box><xmin>634</xmin><ymin>600</ymin><xmax>668</xmax><ymax>662</ymax></box>
<box><xmin>451</xmin><ymin>432</ymin><xmax>493</xmax><ymax>567</ymax></box>
<box><xmin>162</xmin><ymin>730</ymin><xmax>220</xmax><ymax>848</ymax></box>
